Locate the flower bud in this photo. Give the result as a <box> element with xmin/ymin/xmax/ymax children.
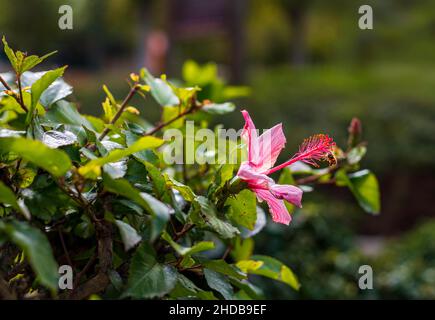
<box><xmin>347</xmin><ymin>117</ymin><xmax>362</xmax><ymax>147</ymax></box>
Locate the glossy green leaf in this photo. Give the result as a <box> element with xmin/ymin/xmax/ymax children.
<box><xmin>202</xmin><ymin>102</ymin><xmax>235</xmax><ymax>115</ymax></box>
<box><xmin>191</xmin><ymin>196</ymin><xmax>239</xmax><ymax>239</ymax></box>
<box><xmin>336</xmin><ymin>169</ymin><xmax>380</xmax><ymax>214</ymax></box>
<box><xmin>226</xmin><ymin>189</ymin><xmax>257</xmax><ymax>230</ymax></box>
<box><xmin>2</xmin><ymin>36</ymin><xmax>17</xmax><ymax>71</ymax></box>
<box><xmin>142</xmin><ymin>69</ymin><xmax>179</xmax><ymax>107</ymax></box>
<box><xmin>20</xmin><ymin>51</ymin><xmax>57</xmax><ymax>74</ymax></box>
<box><xmin>79</xmin><ymin>136</ymin><xmax>163</xmax><ymax>178</ymax></box>
<box><xmin>231</xmin><ymin>237</ymin><xmax>254</xmax><ymax>262</ymax></box>
<box><xmin>162</xmin><ymin>231</ymin><xmax>214</xmax><ymax>256</ymax></box>
<box><xmin>124</xmin><ymin>243</ymin><xmax>177</xmax><ymax>299</ymax></box>
<box><xmin>2</xmin><ymin>37</ymin><xmax>56</xmax><ymax>74</ymax></box>
<box><xmin>204</xmin><ymin>268</ymin><xmax>233</xmax><ymax>300</ymax></box>
<box><xmin>21</xmin><ymin>71</ymin><xmax>72</xmax><ymax>107</ymax></box>
<box><xmin>0</xmin><ymin>137</ymin><xmax>71</xmax><ymax>177</ymax></box>
<box><xmin>0</xmin><ymin>220</ymin><xmax>58</xmax><ymax>291</ymax></box>
<box><xmin>103</xmin><ymin>175</ymin><xmax>170</xmax><ymax>240</ymax></box>
<box><xmin>42</xmin><ymin>130</ymin><xmax>77</xmax><ymax>149</ymax></box>
<box><xmin>170</xmin><ymin>273</ymin><xmax>217</xmax><ymax>300</ymax></box>
<box><xmin>347</xmin><ymin>146</ymin><xmax>367</xmax><ymax>165</ymax></box>
<box><xmin>202</xmin><ymin>259</ymin><xmax>246</xmax><ymax>280</ymax></box>
<box><xmin>44</xmin><ymin>101</ymin><xmax>94</xmax><ymax>129</ymax></box>
<box><xmin>238</xmin><ymin>255</ymin><xmax>300</xmax><ymax>291</ymax></box>
<box><xmin>115</xmin><ymin>219</ymin><xmax>142</xmax><ymax>251</ymax></box>
<box><xmin>165</xmin><ymin>176</ymin><xmax>196</xmax><ymax>202</ymax></box>
<box><xmin>0</xmin><ymin>181</ymin><xmax>19</xmax><ymax>210</ymax></box>
<box><xmin>27</xmin><ymin>66</ymin><xmax>67</xmax><ymax>124</ymax></box>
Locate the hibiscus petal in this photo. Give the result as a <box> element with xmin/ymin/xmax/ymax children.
<box><xmin>241</xmin><ymin>110</ymin><xmax>259</xmax><ymax>164</ymax></box>
<box><xmin>237</xmin><ymin>162</ymin><xmax>274</xmax><ymax>188</ymax></box>
<box><xmin>270</xmin><ymin>184</ymin><xmax>303</xmax><ymax>208</ymax></box>
<box><xmin>256</xmin><ymin>123</ymin><xmax>286</xmax><ymax>171</ymax></box>
<box><xmin>254</xmin><ymin>189</ymin><xmax>292</xmax><ymax>225</ymax></box>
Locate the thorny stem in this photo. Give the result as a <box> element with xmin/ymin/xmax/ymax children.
<box><xmin>98</xmin><ymin>83</ymin><xmax>139</xmax><ymax>141</ymax></box>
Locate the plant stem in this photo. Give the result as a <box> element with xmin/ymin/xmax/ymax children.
<box><xmin>58</xmin><ymin>228</ymin><xmax>74</xmax><ymax>270</ymax></box>
<box><xmin>16</xmin><ymin>74</ymin><xmax>28</xmax><ymax>113</ymax></box>
<box><xmin>143</xmin><ymin>105</ymin><xmax>201</xmax><ymax>136</ymax></box>
<box><xmin>0</xmin><ymin>74</ymin><xmax>28</xmax><ymax>113</ymax></box>
<box><xmin>173</xmin><ymin>223</ymin><xmax>195</xmax><ymax>241</ymax></box>
<box><xmin>0</xmin><ymin>75</ymin><xmax>11</xmax><ymax>91</ymax></box>
<box><xmin>98</xmin><ymin>84</ymin><xmax>139</xmax><ymax>141</ymax></box>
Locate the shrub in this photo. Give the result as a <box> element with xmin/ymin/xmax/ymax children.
<box><xmin>0</xmin><ymin>38</ymin><xmax>379</xmax><ymax>299</ymax></box>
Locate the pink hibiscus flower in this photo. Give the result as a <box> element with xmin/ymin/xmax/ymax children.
<box><xmin>237</xmin><ymin>110</ymin><xmax>335</xmax><ymax>225</ymax></box>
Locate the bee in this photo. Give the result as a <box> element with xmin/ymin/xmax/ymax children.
<box><xmin>324</xmin><ymin>152</ymin><xmax>337</xmax><ymax>167</ymax></box>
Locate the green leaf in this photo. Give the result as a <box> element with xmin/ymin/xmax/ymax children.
<box><xmin>170</xmin><ymin>273</ymin><xmax>217</xmax><ymax>300</ymax></box>
<box><xmin>27</xmin><ymin>66</ymin><xmax>67</xmax><ymax>124</ymax></box>
<box><xmin>347</xmin><ymin>146</ymin><xmax>367</xmax><ymax>165</ymax></box>
<box><xmin>165</xmin><ymin>176</ymin><xmax>196</xmax><ymax>202</ymax></box>
<box><xmin>202</xmin><ymin>259</ymin><xmax>246</xmax><ymax>280</ymax></box>
<box><xmin>204</xmin><ymin>268</ymin><xmax>234</xmax><ymax>300</ymax></box>
<box><xmin>202</xmin><ymin>102</ymin><xmax>235</xmax><ymax>115</ymax></box>
<box><xmin>102</xmin><ymin>84</ymin><xmax>117</xmax><ymax>107</ymax></box>
<box><xmin>162</xmin><ymin>106</ymin><xmax>184</xmax><ymax>128</ymax></box>
<box><xmin>142</xmin><ymin>69</ymin><xmax>179</xmax><ymax>107</ymax></box>
<box><xmin>124</xmin><ymin>243</ymin><xmax>177</xmax><ymax>299</ymax></box>
<box><xmin>0</xmin><ymin>181</ymin><xmax>19</xmax><ymax>210</ymax></box>
<box><xmin>2</xmin><ymin>36</ymin><xmax>17</xmax><ymax>71</ymax></box>
<box><xmin>42</xmin><ymin>130</ymin><xmax>77</xmax><ymax>149</ymax></box>
<box><xmin>238</xmin><ymin>255</ymin><xmax>300</xmax><ymax>291</ymax></box>
<box><xmin>191</xmin><ymin>196</ymin><xmax>239</xmax><ymax>239</ymax></box>
<box><xmin>0</xmin><ymin>129</ymin><xmax>25</xmax><ymax>138</ymax></box>
<box><xmin>225</xmin><ymin>189</ymin><xmax>257</xmax><ymax>230</ymax></box>
<box><xmin>103</xmin><ymin>175</ymin><xmax>170</xmax><ymax>241</ymax></box>
<box><xmin>115</xmin><ymin>219</ymin><xmax>142</xmax><ymax>251</ymax></box>
<box><xmin>231</xmin><ymin>237</ymin><xmax>254</xmax><ymax>262</ymax></box>
<box><xmin>2</xmin><ymin>37</ymin><xmax>56</xmax><ymax>74</ymax></box>
<box><xmin>79</xmin><ymin>136</ymin><xmax>163</xmax><ymax>179</ymax></box>
<box><xmin>44</xmin><ymin>101</ymin><xmax>94</xmax><ymax>129</ymax></box>
<box><xmin>230</xmin><ymin>278</ymin><xmax>263</xmax><ymax>300</ymax></box>
<box><xmin>336</xmin><ymin>169</ymin><xmax>380</xmax><ymax>214</ymax></box>
<box><xmin>162</xmin><ymin>231</ymin><xmax>214</xmax><ymax>256</ymax></box>
<box><xmin>142</xmin><ymin>161</ymin><xmax>169</xmax><ymax>201</ymax></box>
<box><xmin>21</xmin><ymin>71</ymin><xmax>72</xmax><ymax>107</ymax></box>
<box><xmin>0</xmin><ymin>220</ymin><xmax>59</xmax><ymax>291</ymax></box>
<box><xmin>125</xmin><ymin>132</ymin><xmax>160</xmax><ymax>166</ymax></box>
<box><xmin>0</xmin><ymin>137</ymin><xmax>72</xmax><ymax>177</ymax></box>
<box><xmin>20</xmin><ymin>51</ymin><xmax>57</xmax><ymax>74</ymax></box>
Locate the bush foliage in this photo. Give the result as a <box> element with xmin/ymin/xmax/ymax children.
<box><xmin>0</xmin><ymin>39</ymin><xmax>379</xmax><ymax>299</ymax></box>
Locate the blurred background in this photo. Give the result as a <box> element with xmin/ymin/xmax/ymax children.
<box><xmin>1</xmin><ymin>0</ymin><xmax>435</xmax><ymax>299</ymax></box>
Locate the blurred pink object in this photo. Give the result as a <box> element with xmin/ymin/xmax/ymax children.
<box><xmin>145</xmin><ymin>30</ymin><xmax>169</xmax><ymax>74</ymax></box>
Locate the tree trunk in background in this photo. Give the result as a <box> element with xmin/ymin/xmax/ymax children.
<box><xmin>135</xmin><ymin>1</ymin><xmax>152</xmax><ymax>70</ymax></box>
<box><xmin>228</xmin><ymin>0</ymin><xmax>247</xmax><ymax>84</ymax></box>
<box><xmin>287</xmin><ymin>3</ymin><xmax>307</xmax><ymax>67</ymax></box>
<box><xmin>88</xmin><ymin>0</ymin><xmax>105</xmax><ymax>70</ymax></box>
